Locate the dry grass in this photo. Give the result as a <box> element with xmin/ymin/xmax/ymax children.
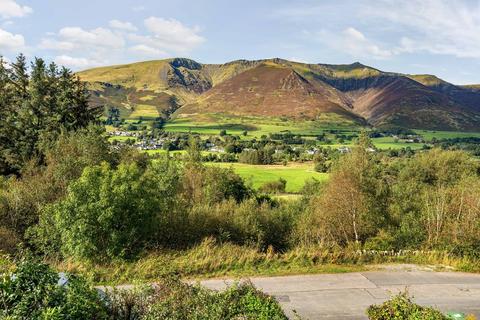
<box><xmin>49</xmin><ymin>239</ymin><xmax>480</xmax><ymax>285</ymax></box>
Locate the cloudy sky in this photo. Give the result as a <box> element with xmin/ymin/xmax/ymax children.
<box><xmin>1</xmin><ymin>0</ymin><xmax>480</xmax><ymax>84</ymax></box>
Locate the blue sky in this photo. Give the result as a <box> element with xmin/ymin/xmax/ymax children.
<box><xmin>1</xmin><ymin>0</ymin><xmax>480</xmax><ymax>84</ymax></box>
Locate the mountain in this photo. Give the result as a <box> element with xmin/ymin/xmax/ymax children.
<box><xmin>408</xmin><ymin>75</ymin><xmax>480</xmax><ymax>113</ymax></box>
<box><xmin>179</xmin><ymin>62</ymin><xmax>363</xmax><ymax>123</ymax></box>
<box><xmin>78</xmin><ymin>58</ymin><xmax>480</xmax><ymax>131</ymax></box>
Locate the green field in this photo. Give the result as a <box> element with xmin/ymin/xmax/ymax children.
<box><xmin>164</xmin><ymin>117</ymin><xmax>458</xmax><ymax>150</ymax></box>
<box><xmin>165</xmin><ymin>115</ymin><xmax>360</xmax><ymax>139</ymax></box>
<box><xmin>207</xmin><ymin>162</ymin><xmax>328</xmax><ymax>193</ymax></box>
<box><xmin>414</xmin><ymin>130</ymin><xmax>480</xmax><ymax>140</ymax></box>
<box><xmin>129</xmin><ymin>104</ymin><xmax>160</xmax><ymax>120</ymax></box>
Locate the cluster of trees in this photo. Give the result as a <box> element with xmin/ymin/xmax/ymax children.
<box><xmin>0</xmin><ymin>55</ymin><xmax>100</xmax><ymax>175</ymax></box>
<box><xmin>298</xmin><ymin>135</ymin><xmax>480</xmax><ymax>254</ymax></box>
<box><xmin>238</xmin><ymin>147</ymin><xmax>275</xmax><ymax>165</ymax></box>
<box><xmin>1</xmin><ymin>55</ymin><xmax>479</xmax><ymax>269</ymax></box>
<box><xmin>2</xmin><ymin>127</ymin><xmax>479</xmax><ymax>264</ymax></box>
<box><xmin>433</xmin><ymin>137</ymin><xmax>480</xmax><ymax>156</ymax></box>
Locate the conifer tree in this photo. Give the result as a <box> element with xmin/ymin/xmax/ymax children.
<box><xmin>0</xmin><ymin>54</ymin><xmax>101</xmax><ymax>175</ymax></box>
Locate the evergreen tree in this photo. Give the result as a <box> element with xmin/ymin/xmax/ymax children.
<box><xmin>0</xmin><ymin>54</ymin><xmax>101</xmax><ymax>175</ymax></box>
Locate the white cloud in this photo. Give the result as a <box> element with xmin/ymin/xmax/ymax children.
<box><xmin>142</xmin><ymin>17</ymin><xmax>205</xmax><ymax>52</ymax></box>
<box><xmin>316</xmin><ymin>27</ymin><xmax>392</xmax><ymax>60</ymax></box>
<box><xmin>54</xmin><ymin>55</ymin><xmax>98</xmax><ymax>69</ymax></box>
<box><xmin>39</xmin><ymin>17</ymin><xmax>206</xmax><ymax>69</ymax></box>
<box><xmin>341</xmin><ymin>27</ymin><xmax>392</xmax><ymax>59</ymax></box>
<box><xmin>109</xmin><ymin>19</ymin><xmax>137</xmax><ymax>32</ymax></box>
<box><xmin>0</xmin><ymin>27</ymin><xmax>24</xmax><ymax>51</ymax></box>
<box><xmin>129</xmin><ymin>44</ymin><xmax>167</xmax><ymax>57</ymax></box>
<box><xmin>275</xmin><ymin>0</ymin><xmax>480</xmax><ymax>60</ymax></box>
<box><xmin>343</xmin><ymin>27</ymin><xmax>365</xmax><ymax>42</ymax></box>
<box><xmin>288</xmin><ymin>57</ymin><xmax>309</xmax><ymax>63</ymax></box>
<box><xmin>364</xmin><ymin>0</ymin><xmax>480</xmax><ymax>58</ymax></box>
<box><xmin>0</xmin><ymin>0</ymin><xmax>32</xmax><ymax>19</ymax></box>
<box><xmin>58</xmin><ymin>27</ymin><xmax>125</xmax><ymax>49</ymax></box>
<box><xmin>39</xmin><ymin>38</ymin><xmax>75</xmax><ymax>51</ymax></box>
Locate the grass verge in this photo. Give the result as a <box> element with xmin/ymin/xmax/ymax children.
<box><xmin>40</xmin><ymin>239</ymin><xmax>480</xmax><ymax>285</ymax></box>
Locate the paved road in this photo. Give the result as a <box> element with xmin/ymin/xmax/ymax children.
<box><xmin>200</xmin><ymin>269</ymin><xmax>480</xmax><ymax>319</ymax></box>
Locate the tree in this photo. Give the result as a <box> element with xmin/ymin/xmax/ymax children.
<box><xmin>307</xmin><ymin>131</ymin><xmax>390</xmax><ymax>244</ymax></box>
<box><xmin>0</xmin><ymin>126</ymin><xmax>114</xmax><ymax>246</ymax></box>
<box><xmin>392</xmin><ymin>149</ymin><xmax>480</xmax><ymax>248</ymax></box>
<box><xmin>37</xmin><ymin>158</ymin><xmax>182</xmax><ymax>261</ymax></box>
<box><xmin>0</xmin><ymin>55</ymin><xmax>101</xmax><ymax>175</ymax></box>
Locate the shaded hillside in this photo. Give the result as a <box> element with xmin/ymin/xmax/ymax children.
<box><xmin>78</xmin><ymin>58</ymin><xmax>480</xmax><ymax>131</ymax></box>
<box><xmin>304</xmin><ymin>63</ymin><xmax>480</xmax><ymax>130</ymax></box>
<box><xmin>409</xmin><ymin>74</ymin><xmax>480</xmax><ymax>113</ymax></box>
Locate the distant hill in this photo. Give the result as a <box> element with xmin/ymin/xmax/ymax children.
<box><xmin>78</xmin><ymin>58</ymin><xmax>480</xmax><ymax>131</ymax></box>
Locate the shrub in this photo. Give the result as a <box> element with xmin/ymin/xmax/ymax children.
<box><xmin>259</xmin><ymin>178</ymin><xmax>287</xmax><ymax>194</ymax></box>
<box><xmin>0</xmin><ymin>259</ymin><xmax>106</xmax><ymax>319</ymax></box>
<box><xmin>181</xmin><ymin>163</ymin><xmax>252</xmax><ymax>206</ymax></box>
<box><xmin>104</xmin><ymin>277</ymin><xmax>288</xmax><ymax>320</ymax></box>
<box><xmin>367</xmin><ymin>291</ymin><xmax>447</xmax><ymax>320</ymax></box>
<box><xmin>142</xmin><ymin>278</ymin><xmax>287</xmax><ymax>320</ymax></box>
<box><xmin>0</xmin><ymin>226</ymin><xmax>20</xmax><ymax>254</ymax></box>
<box><xmin>34</xmin><ymin>158</ymin><xmax>182</xmax><ymax>262</ymax></box>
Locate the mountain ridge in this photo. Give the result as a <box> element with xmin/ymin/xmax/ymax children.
<box><xmin>78</xmin><ymin>58</ymin><xmax>480</xmax><ymax>131</ymax></box>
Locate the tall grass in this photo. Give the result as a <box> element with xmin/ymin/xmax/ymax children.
<box><xmin>52</xmin><ymin>238</ymin><xmax>480</xmax><ymax>284</ymax></box>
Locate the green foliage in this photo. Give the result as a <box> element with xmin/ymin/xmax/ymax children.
<box><xmin>238</xmin><ymin>147</ymin><xmax>274</xmax><ymax>165</ymax></box>
<box><xmin>367</xmin><ymin>292</ymin><xmax>448</xmax><ymax>320</ymax></box>
<box><xmin>192</xmin><ymin>199</ymin><xmax>295</xmax><ymax>250</ymax></box>
<box><xmin>37</xmin><ymin>158</ymin><xmax>181</xmax><ymax>261</ymax></box>
<box><xmin>0</xmin><ymin>259</ymin><xmax>106</xmax><ymax>319</ymax></box>
<box><xmin>0</xmin><ymin>126</ymin><xmax>114</xmax><ymax>248</ymax></box>
<box><xmin>134</xmin><ymin>278</ymin><xmax>288</xmax><ymax>320</ymax></box>
<box><xmin>0</xmin><ymin>55</ymin><xmax>101</xmax><ymax>175</ymax></box>
<box><xmin>1</xmin><ymin>260</ymin><xmax>288</xmax><ymax>320</ymax></box>
<box><xmin>390</xmin><ymin>149</ymin><xmax>480</xmax><ymax>249</ymax></box>
<box><xmin>259</xmin><ymin>178</ymin><xmax>287</xmax><ymax>194</ymax></box>
<box><xmin>302</xmin><ymin>132</ymin><xmax>391</xmax><ymax>244</ymax></box>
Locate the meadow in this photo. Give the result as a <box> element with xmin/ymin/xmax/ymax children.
<box><xmin>117</xmin><ymin>109</ymin><xmax>480</xmax><ymax>152</ymax></box>
<box><xmin>128</xmin><ymin>104</ymin><xmax>160</xmax><ymax>120</ymax></box>
<box><xmin>164</xmin><ymin>115</ymin><xmax>360</xmax><ymax>138</ymax></box>
<box><xmin>414</xmin><ymin>129</ymin><xmax>480</xmax><ymax>140</ymax></box>
<box><xmin>207</xmin><ymin>162</ymin><xmax>328</xmax><ymax>193</ymax></box>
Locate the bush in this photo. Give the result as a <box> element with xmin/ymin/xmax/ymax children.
<box><xmin>103</xmin><ymin>277</ymin><xmax>288</xmax><ymax>320</ymax></box>
<box><xmin>367</xmin><ymin>292</ymin><xmax>447</xmax><ymax>320</ymax></box>
<box><xmin>0</xmin><ymin>226</ymin><xmax>20</xmax><ymax>254</ymax></box>
<box><xmin>259</xmin><ymin>178</ymin><xmax>287</xmax><ymax>194</ymax></box>
<box><xmin>33</xmin><ymin>158</ymin><xmax>182</xmax><ymax>262</ymax></box>
<box><xmin>0</xmin><ymin>259</ymin><xmax>106</xmax><ymax>319</ymax></box>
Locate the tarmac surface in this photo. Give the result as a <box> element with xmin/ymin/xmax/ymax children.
<box><xmin>199</xmin><ymin>266</ymin><xmax>480</xmax><ymax>319</ymax></box>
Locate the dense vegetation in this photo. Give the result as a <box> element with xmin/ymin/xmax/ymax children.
<box><xmin>2</xmin><ymin>123</ymin><xmax>479</xmax><ymax>265</ymax></box>
<box><xmin>1</xmin><ymin>259</ymin><xmax>287</xmax><ymax>319</ymax></box>
<box><xmin>0</xmin><ymin>55</ymin><xmax>100</xmax><ymax>176</ymax></box>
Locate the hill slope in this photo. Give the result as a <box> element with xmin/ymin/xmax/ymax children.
<box><xmin>78</xmin><ymin>58</ymin><xmax>480</xmax><ymax>131</ymax></box>
<box><xmin>178</xmin><ymin>63</ymin><xmax>363</xmax><ymax>123</ymax></box>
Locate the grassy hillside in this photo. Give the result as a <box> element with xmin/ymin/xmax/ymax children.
<box><xmin>407</xmin><ymin>74</ymin><xmax>447</xmax><ymax>86</ymax></box>
<box><xmin>78</xmin><ymin>58</ymin><xmax>480</xmax><ymax>132</ymax></box>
